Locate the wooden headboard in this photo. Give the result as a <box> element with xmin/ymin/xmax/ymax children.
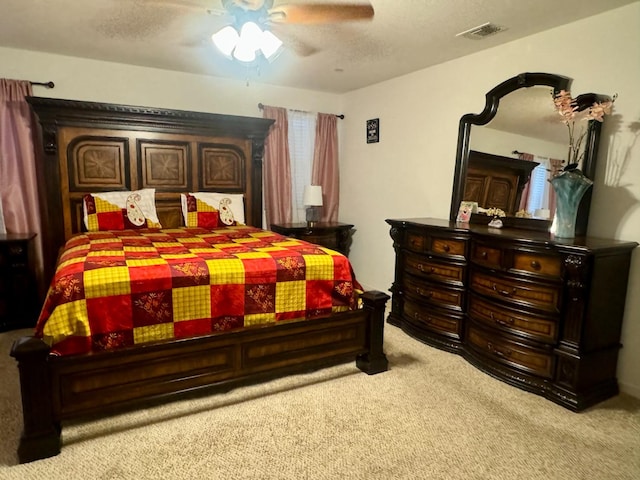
<box><xmin>27</xmin><ymin>97</ymin><xmax>274</xmax><ymax>282</ymax></box>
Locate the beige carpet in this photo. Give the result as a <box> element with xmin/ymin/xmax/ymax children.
<box><xmin>1</xmin><ymin>324</ymin><xmax>639</xmax><ymax>480</ymax></box>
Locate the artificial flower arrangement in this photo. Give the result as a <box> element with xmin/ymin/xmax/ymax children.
<box><xmin>483</xmin><ymin>207</ymin><xmax>506</xmax><ymax>218</ymax></box>
<box><xmin>552</xmin><ymin>90</ymin><xmax>617</xmax><ymax>172</ymax></box>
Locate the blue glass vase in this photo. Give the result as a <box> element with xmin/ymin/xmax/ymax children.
<box><xmin>549</xmin><ymin>170</ymin><xmax>593</xmax><ymax>238</ymax></box>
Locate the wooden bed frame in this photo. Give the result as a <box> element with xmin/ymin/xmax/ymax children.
<box><xmin>11</xmin><ymin>97</ymin><xmax>389</xmax><ymax>463</ymax></box>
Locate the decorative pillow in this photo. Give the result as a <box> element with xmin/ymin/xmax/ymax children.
<box><xmin>180</xmin><ymin>193</ymin><xmax>245</xmax><ymax>228</ymax></box>
<box><xmin>83</xmin><ymin>189</ymin><xmax>161</xmax><ymax>232</ymax></box>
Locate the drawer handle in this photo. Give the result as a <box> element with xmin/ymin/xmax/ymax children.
<box><xmin>416</xmin><ymin>287</ymin><xmax>433</xmax><ymax>298</ymax></box>
<box><xmin>492</xmin><ymin>283</ymin><xmax>517</xmax><ymax>297</ymax></box>
<box><xmin>480</xmin><ymin>251</ymin><xmax>488</xmax><ymax>259</ymax></box>
<box><xmin>490</xmin><ymin>312</ymin><xmax>515</xmax><ymax>327</ymax></box>
<box><xmin>487</xmin><ymin>342</ymin><xmax>512</xmax><ymax>358</ymax></box>
<box><xmin>442</xmin><ymin>244</ymin><xmax>450</xmax><ymax>252</ymax></box>
<box><xmin>417</xmin><ymin>264</ymin><xmax>435</xmax><ymax>274</ymax></box>
<box><xmin>530</xmin><ymin>260</ymin><xmax>541</xmax><ymax>270</ymax></box>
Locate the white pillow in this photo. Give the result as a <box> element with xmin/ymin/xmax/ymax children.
<box><xmin>180</xmin><ymin>192</ymin><xmax>245</xmax><ymax>226</ymax></box>
<box><xmin>83</xmin><ymin>188</ymin><xmax>161</xmax><ymax>231</ymax></box>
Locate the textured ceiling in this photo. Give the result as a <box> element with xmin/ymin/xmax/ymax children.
<box><xmin>0</xmin><ymin>0</ymin><xmax>636</xmax><ymax>93</ymax></box>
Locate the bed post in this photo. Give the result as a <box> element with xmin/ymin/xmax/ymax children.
<box><xmin>356</xmin><ymin>290</ymin><xmax>390</xmax><ymax>374</ymax></box>
<box><xmin>10</xmin><ymin>336</ymin><xmax>61</xmax><ymax>463</ymax></box>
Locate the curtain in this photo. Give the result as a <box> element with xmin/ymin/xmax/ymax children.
<box><xmin>311</xmin><ymin>113</ymin><xmax>339</xmax><ymax>222</ymax></box>
<box><xmin>517</xmin><ymin>152</ymin><xmax>536</xmax><ymax>212</ymax></box>
<box><xmin>262</xmin><ymin>105</ymin><xmax>292</xmax><ymax>227</ymax></box>
<box><xmin>0</xmin><ymin>79</ymin><xmax>44</xmax><ymax>290</ymax></box>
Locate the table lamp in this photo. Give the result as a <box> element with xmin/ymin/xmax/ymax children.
<box><xmin>303</xmin><ymin>185</ymin><xmax>323</xmax><ymax>227</ymax></box>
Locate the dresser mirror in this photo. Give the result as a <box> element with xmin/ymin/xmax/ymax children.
<box><xmin>449</xmin><ymin>72</ymin><xmax>604</xmax><ymax>235</ymax></box>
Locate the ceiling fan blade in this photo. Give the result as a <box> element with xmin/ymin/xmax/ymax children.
<box><xmin>269</xmin><ymin>3</ymin><xmax>374</xmax><ymax>24</ymax></box>
<box><xmin>271</xmin><ymin>25</ymin><xmax>319</xmax><ymax>57</ymax></box>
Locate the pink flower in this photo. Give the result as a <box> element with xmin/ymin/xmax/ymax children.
<box><xmin>587</xmin><ymin>96</ymin><xmax>616</xmax><ymax>122</ymax></box>
<box><xmin>551</xmin><ymin>90</ymin><xmax>616</xmax><ymax>169</ymax></box>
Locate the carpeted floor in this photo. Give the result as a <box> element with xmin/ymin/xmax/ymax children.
<box><xmin>1</xmin><ymin>324</ymin><xmax>639</xmax><ymax>480</ymax></box>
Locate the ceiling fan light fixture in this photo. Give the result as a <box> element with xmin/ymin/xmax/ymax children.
<box><xmin>239</xmin><ymin>21</ymin><xmax>263</xmax><ymax>50</ymax></box>
<box><xmin>211</xmin><ymin>25</ymin><xmax>239</xmax><ymax>57</ymax></box>
<box><xmin>212</xmin><ymin>20</ymin><xmax>283</xmax><ymax>63</ymax></box>
<box><xmin>232</xmin><ymin>40</ymin><xmax>257</xmax><ymax>62</ymax></box>
<box><xmin>260</xmin><ymin>30</ymin><xmax>283</xmax><ymax>61</ymax></box>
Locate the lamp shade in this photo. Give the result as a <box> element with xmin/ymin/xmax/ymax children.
<box><xmin>303</xmin><ymin>185</ymin><xmax>323</xmax><ymax>206</ymax></box>
<box><xmin>212</xmin><ymin>22</ymin><xmax>283</xmax><ymax>63</ymax></box>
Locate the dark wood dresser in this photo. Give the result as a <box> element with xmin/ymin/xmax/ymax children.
<box><xmin>0</xmin><ymin>233</ymin><xmax>38</xmax><ymax>332</ymax></box>
<box><xmin>270</xmin><ymin>222</ymin><xmax>354</xmax><ymax>256</ymax></box>
<box><xmin>386</xmin><ymin>218</ymin><xmax>638</xmax><ymax>411</ymax></box>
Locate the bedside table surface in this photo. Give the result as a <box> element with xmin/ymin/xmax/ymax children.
<box><xmin>269</xmin><ymin>222</ymin><xmax>354</xmax><ymax>257</ymax></box>
<box><xmin>0</xmin><ymin>233</ymin><xmax>37</xmax><ymax>242</ymax></box>
<box><xmin>270</xmin><ymin>222</ymin><xmax>354</xmax><ymax>232</ymax></box>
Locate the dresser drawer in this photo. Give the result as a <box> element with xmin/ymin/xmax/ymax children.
<box><xmin>301</xmin><ymin>232</ymin><xmax>338</xmax><ymax>249</ymax></box>
<box><xmin>431</xmin><ymin>237</ymin><xmax>466</xmax><ymax>256</ymax></box>
<box><xmin>0</xmin><ymin>242</ymin><xmax>28</xmax><ymax>267</ymax></box>
<box><xmin>468</xmin><ymin>293</ymin><xmax>558</xmax><ymax>344</ymax></box>
<box><xmin>404</xmin><ymin>231</ymin><xmax>466</xmax><ymax>257</ymax></box>
<box><xmin>470</xmin><ymin>269</ymin><xmax>561</xmax><ymax>313</ymax></box>
<box><xmin>404</xmin><ymin>298</ymin><xmax>462</xmax><ymax>338</ymax></box>
<box><xmin>511</xmin><ymin>251</ymin><xmax>562</xmax><ymax>278</ymax></box>
<box><xmin>467</xmin><ymin>324</ymin><xmax>554</xmax><ymax>378</ymax></box>
<box><xmin>404</xmin><ymin>252</ymin><xmax>465</xmax><ymax>286</ymax></box>
<box><xmin>406</xmin><ymin>231</ymin><xmax>426</xmax><ymax>252</ymax></box>
<box><xmin>404</xmin><ymin>275</ymin><xmax>464</xmax><ymax>311</ymax></box>
<box><xmin>470</xmin><ymin>242</ymin><xmax>502</xmax><ymax>269</ymax></box>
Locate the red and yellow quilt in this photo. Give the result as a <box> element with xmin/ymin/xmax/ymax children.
<box><xmin>36</xmin><ymin>226</ymin><xmax>361</xmax><ymax>356</ymax></box>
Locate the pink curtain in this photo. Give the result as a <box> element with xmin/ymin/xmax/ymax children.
<box><xmin>311</xmin><ymin>113</ymin><xmax>339</xmax><ymax>222</ymax></box>
<box><xmin>517</xmin><ymin>152</ymin><xmax>535</xmax><ymax>211</ymax></box>
<box><xmin>262</xmin><ymin>106</ymin><xmax>292</xmax><ymax>227</ymax></box>
<box><xmin>0</xmin><ymin>79</ymin><xmax>44</xmax><ymax>290</ymax></box>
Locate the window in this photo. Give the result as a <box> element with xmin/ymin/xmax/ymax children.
<box><xmin>287</xmin><ymin>110</ymin><xmax>317</xmax><ymax>223</ymax></box>
<box><xmin>525</xmin><ymin>156</ymin><xmax>551</xmax><ymax>214</ymax></box>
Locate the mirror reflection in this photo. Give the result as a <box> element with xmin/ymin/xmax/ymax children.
<box><xmin>468</xmin><ymin>86</ymin><xmax>568</xmax><ymax>220</ymax></box>
<box><xmin>449</xmin><ymin>72</ymin><xmax>603</xmax><ymax>235</ymax></box>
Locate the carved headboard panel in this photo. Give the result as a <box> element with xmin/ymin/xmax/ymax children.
<box><xmin>27</xmin><ymin>97</ymin><xmax>274</xmax><ymax>283</ymax></box>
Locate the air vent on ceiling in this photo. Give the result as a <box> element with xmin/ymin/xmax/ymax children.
<box><xmin>456</xmin><ymin>22</ymin><xmax>507</xmax><ymax>40</ymax></box>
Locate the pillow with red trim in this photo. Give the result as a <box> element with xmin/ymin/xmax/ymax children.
<box><xmin>180</xmin><ymin>193</ymin><xmax>244</xmax><ymax>228</ymax></box>
<box><xmin>83</xmin><ymin>189</ymin><xmax>162</xmax><ymax>232</ymax></box>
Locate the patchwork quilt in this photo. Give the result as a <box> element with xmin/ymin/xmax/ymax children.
<box><xmin>36</xmin><ymin>226</ymin><xmax>361</xmax><ymax>356</ymax></box>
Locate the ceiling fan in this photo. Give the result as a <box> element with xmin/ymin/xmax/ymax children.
<box><xmin>207</xmin><ymin>0</ymin><xmax>375</xmax><ymax>61</ymax></box>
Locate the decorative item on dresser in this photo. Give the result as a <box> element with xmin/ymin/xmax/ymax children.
<box><xmin>389</xmin><ymin>72</ymin><xmax>636</xmax><ymax>411</ymax></box>
<box><xmin>387</xmin><ymin>218</ymin><xmax>637</xmax><ymax>411</ymax></box>
<box><xmin>270</xmin><ymin>222</ymin><xmax>354</xmax><ymax>256</ymax></box>
<box><xmin>0</xmin><ymin>233</ymin><xmax>37</xmax><ymax>331</ymax></box>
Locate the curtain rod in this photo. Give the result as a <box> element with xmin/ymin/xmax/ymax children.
<box><xmin>258</xmin><ymin>103</ymin><xmax>344</xmax><ymax>119</ymax></box>
<box><xmin>30</xmin><ymin>81</ymin><xmax>55</xmax><ymax>88</ymax></box>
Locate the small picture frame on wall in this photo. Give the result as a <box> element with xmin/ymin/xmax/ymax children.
<box><xmin>366</xmin><ymin>118</ymin><xmax>379</xmax><ymax>143</ymax></box>
<box><xmin>456</xmin><ymin>201</ymin><xmax>477</xmax><ymax>223</ymax></box>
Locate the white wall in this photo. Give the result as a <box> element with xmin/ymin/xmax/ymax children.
<box><xmin>340</xmin><ymin>2</ymin><xmax>640</xmax><ymax>398</ymax></box>
<box><xmin>1</xmin><ymin>3</ymin><xmax>638</xmax><ymax>398</ymax></box>
<box><xmin>0</xmin><ymin>46</ymin><xmax>343</xmax><ymax>118</ymax></box>
<box><xmin>472</xmin><ymin>127</ymin><xmax>567</xmax><ymax>160</ymax></box>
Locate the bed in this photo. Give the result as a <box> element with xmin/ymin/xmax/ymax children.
<box><xmin>10</xmin><ymin>97</ymin><xmax>388</xmax><ymax>463</ymax></box>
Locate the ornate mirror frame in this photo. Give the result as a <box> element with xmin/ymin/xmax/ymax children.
<box><xmin>449</xmin><ymin>72</ymin><xmax>604</xmax><ymax>235</ymax></box>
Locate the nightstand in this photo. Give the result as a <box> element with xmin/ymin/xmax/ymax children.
<box><xmin>270</xmin><ymin>222</ymin><xmax>354</xmax><ymax>256</ymax></box>
<box><xmin>0</xmin><ymin>233</ymin><xmax>38</xmax><ymax>332</ymax></box>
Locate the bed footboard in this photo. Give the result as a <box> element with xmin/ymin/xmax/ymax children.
<box><xmin>11</xmin><ymin>290</ymin><xmax>389</xmax><ymax>463</ymax></box>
